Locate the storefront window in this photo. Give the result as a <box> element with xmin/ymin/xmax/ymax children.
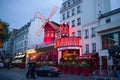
<box><xmin>102</xmin><ymin>32</ymin><xmax>120</xmax><ymax>49</ymax></box>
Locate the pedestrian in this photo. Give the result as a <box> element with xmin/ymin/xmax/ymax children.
<box><xmin>26</xmin><ymin>62</ymin><xmax>36</xmax><ymax>79</ymax></box>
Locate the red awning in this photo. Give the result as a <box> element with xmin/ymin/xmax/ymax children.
<box><xmin>78</xmin><ymin>53</ymin><xmax>98</xmax><ymax>59</ymax></box>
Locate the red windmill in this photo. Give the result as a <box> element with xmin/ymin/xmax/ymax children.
<box><xmin>35</xmin><ymin>6</ymin><xmax>60</xmax><ymax>44</ymax></box>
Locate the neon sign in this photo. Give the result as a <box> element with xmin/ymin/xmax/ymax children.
<box><xmin>54</xmin><ymin>37</ymin><xmax>81</xmax><ymax>48</ymax></box>
<box><xmin>60</xmin><ymin>23</ymin><xmax>69</xmax><ymax>37</ymax></box>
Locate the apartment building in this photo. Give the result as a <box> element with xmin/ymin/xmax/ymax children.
<box><xmin>60</xmin><ymin>0</ymin><xmax>112</xmax><ymax>67</ymax></box>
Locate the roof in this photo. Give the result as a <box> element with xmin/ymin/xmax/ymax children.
<box><xmin>99</xmin><ymin>8</ymin><xmax>120</xmax><ymax>19</ymax></box>
<box><xmin>36</xmin><ymin>45</ymin><xmax>55</xmax><ymax>52</ymax></box>
<box><xmin>42</xmin><ymin>21</ymin><xmax>60</xmax><ymax>30</ymax></box>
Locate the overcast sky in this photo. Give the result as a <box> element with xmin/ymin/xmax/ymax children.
<box><xmin>0</xmin><ymin>0</ymin><xmax>120</xmax><ymax>29</ymax></box>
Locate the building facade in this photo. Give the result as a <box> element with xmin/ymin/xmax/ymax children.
<box><xmin>13</xmin><ymin>22</ymin><xmax>30</xmax><ymax>55</ymax></box>
<box><xmin>60</xmin><ymin>0</ymin><xmax>112</xmax><ymax>68</ymax></box>
<box><xmin>60</xmin><ymin>0</ymin><xmax>111</xmax><ymax>54</ymax></box>
<box><xmin>96</xmin><ymin>8</ymin><xmax>120</xmax><ymax>68</ymax></box>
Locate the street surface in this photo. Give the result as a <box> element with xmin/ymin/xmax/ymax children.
<box><xmin>0</xmin><ymin>68</ymin><xmax>91</xmax><ymax>80</ymax></box>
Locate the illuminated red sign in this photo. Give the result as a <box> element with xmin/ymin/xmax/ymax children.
<box><xmin>60</xmin><ymin>23</ymin><xmax>69</xmax><ymax>37</ymax></box>
<box><xmin>54</xmin><ymin>37</ymin><xmax>81</xmax><ymax>48</ymax></box>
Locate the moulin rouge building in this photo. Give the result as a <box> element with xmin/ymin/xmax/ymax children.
<box><xmin>26</xmin><ymin>22</ymin><xmax>83</xmax><ymax>63</ymax></box>
<box><xmin>25</xmin><ymin>22</ymin><xmax>99</xmax><ymax>70</ymax></box>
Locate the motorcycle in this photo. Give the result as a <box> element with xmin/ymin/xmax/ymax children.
<box><xmin>26</xmin><ymin>69</ymin><xmax>37</xmax><ymax>79</ymax></box>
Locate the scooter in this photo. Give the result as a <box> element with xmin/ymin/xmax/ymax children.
<box><xmin>26</xmin><ymin>70</ymin><xmax>37</xmax><ymax>79</ymax></box>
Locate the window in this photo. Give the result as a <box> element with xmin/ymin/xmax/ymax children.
<box><xmin>85</xmin><ymin>29</ymin><xmax>89</xmax><ymax>38</ymax></box>
<box><xmin>72</xmin><ymin>20</ymin><xmax>75</xmax><ymax>27</ymax></box>
<box><xmin>72</xmin><ymin>32</ymin><xmax>75</xmax><ymax>37</ymax></box>
<box><xmin>92</xmin><ymin>43</ymin><xmax>96</xmax><ymax>52</ymax></box>
<box><xmin>91</xmin><ymin>27</ymin><xmax>96</xmax><ymax>37</ymax></box>
<box><xmin>68</xmin><ymin>1</ymin><xmax>70</xmax><ymax>6</ymax></box>
<box><xmin>63</xmin><ymin>13</ymin><xmax>65</xmax><ymax>20</ymax></box>
<box><xmin>67</xmin><ymin>11</ymin><xmax>70</xmax><ymax>18</ymax></box>
<box><xmin>106</xmin><ymin>18</ymin><xmax>111</xmax><ymax>23</ymax></box>
<box><xmin>72</xmin><ymin>8</ymin><xmax>75</xmax><ymax>16</ymax></box>
<box><xmin>77</xmin><ymin>18</ymin><xmax>81</xmax><ymax>25</ymax></box>
<box><xmin>85</xmin><ymin>44</ymin><xmax>89</xmax><ymax>53</ymax></box>
<box><xmin>77</xmin><ymin>6</ymin><xmax>80</xmax><ymax>13</ymax></box>
<box><xmin>47</xmin><ymin>31</ymin><xmax>50</xmax><ymax>37</ymax></box>
<box><xmin>102</xmin><ymin>32</ymin><xmax>120</xmax><ymax>49</ymax></box>
<box><xmin>51</xmin><ymin>31</ymin><xmax>54</xmax><ymax>37</ymax></box>
<box><xmin>63</xmin><ymin>3</ymin><xmax>66</xmax><ymax>8</ymax></box>
<box><xmin>77</xmin><ymin>30</ymin><xmax>81</xmax><ymax>37</ymax></box>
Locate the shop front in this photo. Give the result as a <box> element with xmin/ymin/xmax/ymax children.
<box><xmin>25</xmin><ymin>45</ymin><xmax>58</xmax><ymax>68</ymax></box>
<box><xmin>54</xmin><ymin>37</ymin><xmax>82</xmax><ymax>63</ymax></box>
<box><xmin>14</xmin><ymin>52</ymin><xmax>26</xmax><ymax>68</ymax></box>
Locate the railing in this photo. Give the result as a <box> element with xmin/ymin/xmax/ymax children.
<box><xmin>92</xmin><ymin>70</ymin><xmax>118</xmax><ymax>80</ymax></box>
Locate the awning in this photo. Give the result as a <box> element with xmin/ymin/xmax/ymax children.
<box><xmin>36</xmin><ymin>45</ymin><xmax>55</xmax><ymax>52</ymax></box>
<box><xmin>78</xmin><ymin>53</ymin><xmax>98</xmax><ymax>59</ymax></box>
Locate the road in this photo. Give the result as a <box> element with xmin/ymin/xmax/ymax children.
<box><xmin>0</xmin><ymin>68</ymin><xmax>91</xmax><ymax>80</ymax></box>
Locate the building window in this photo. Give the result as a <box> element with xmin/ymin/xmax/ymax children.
<box><xmin>72</xmin><ymin>8</ymin><xmax>75</xmax><ymax>16</ymax></box>
<box><xmin>67</xmin><ymin>11</ymin><xmax>70</xmax><ymax>18</ymax></box>
<box><xmin>51</xmin><ymin>31</ymin><xmax>54</xmax><ymax>37</ymax></box>
<box><xmin>102</xmin><ymin>32</ymin><xmax>120</xmax><ymax>49</ymax></box>
<box><xmin>85</xmin><ymin>44</ymin><xmax>89</xmax><ymax>53</ymax></box>
<box><xmin>85</xmin><ymin>29</ymin><xmax>89</xmax><ymax>38</ymax></box>
<box><xmin>77</xmin><ymin>30</ymin><xmax>81</xmax><ymax>37</ymax></box>
<box><xmin>91</xmin><ymin>27</ymin><xmax>96</xmax><ymax>37</ymax></box>
<box><xmin>47</xmin><ymin>31</ymin><xmax>50</xmax><ymax>37</ymax></box>
<box><xmin>63</xmin><ymin>3</ymin><xmax>66</xmax><ymax>8</ymax></box>
<box><xmin>63</xmin><ymin>13</ymin><xmax>65</xmax><ymax>20</ymax></box>
<box><xmin>77</xmin><ymin>18</ymin><xmax>81</xmax><ymax>25</ymax></box>
<box><xmin>106</xmin><ymin>18</ymin><xmax>111</xmax><ymax>23</ymax></box>
<box><xmin>92</xmin><ymin>43</ymin><xmax>96</xmax><ymax>52</ymax></box>
<box><xmin>77</xmin><ymin>6</ymin><xmax>80</xmax><ymax>13</ymax></box>
<box><xmin>72</xmin><ymin>20</ymin><xmax>75</xmax><ymax>27</ymax></box>
<box><xmin>68</xmin><ymin>1</ymin><xmax>70</xmax><ymax>6</ymax></box>
<box><xmin>72</xmin><ymin>32</ymin><xmax>75</xmax><ymax>37</ymax></box>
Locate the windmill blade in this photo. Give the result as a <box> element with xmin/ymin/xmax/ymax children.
<box><xmin>47</xmin><ymin>6</ymin><xmax>59</xmax><ymax>20</ymax></box>
<box><xmin>35</xmin><ymin>12</ymin><xmax>46</xmax><ymax>21</ymax></box>
<box><xmin>36</xmin><ymin>24</ymin><xmax>45</xmax><ymax>36</ymax></box>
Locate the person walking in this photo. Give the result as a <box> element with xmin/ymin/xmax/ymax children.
<box><xmin>26</xmin><ymin>62</ymin><xmax>36</xmax><ymax>79</ymax></box>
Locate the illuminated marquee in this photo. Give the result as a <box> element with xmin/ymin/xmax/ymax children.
<box><xmin>54</xmin><ymin>37</ymin><xmax>81</xmax><ymax>48</ymax></box>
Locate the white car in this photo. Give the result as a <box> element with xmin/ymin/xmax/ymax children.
<box><xmin>0</xmin><ymin>62</ymin><xmax>4</xmax><ymax>68</ymax></box>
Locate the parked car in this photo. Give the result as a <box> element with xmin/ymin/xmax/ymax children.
<box><xmin>35</xmin><ymin>66</ymin><xmax>62</xmax><ymax>77</ymax></box>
